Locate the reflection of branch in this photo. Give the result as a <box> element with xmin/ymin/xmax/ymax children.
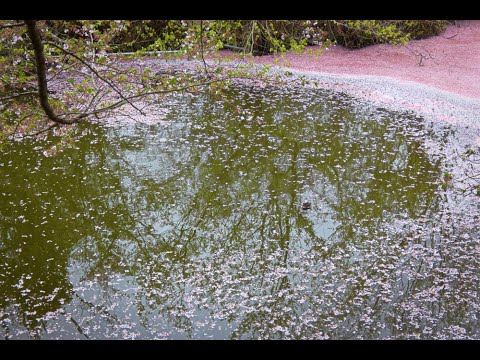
<box><xmin>70</xmin><ymin>317</ymin><xmax>90</xmax><ymax>339</ymax></box>
<box><xmin>74</xmin><ymin>292</ymin><xmax>119</xmax><ymax>323</ymax></box>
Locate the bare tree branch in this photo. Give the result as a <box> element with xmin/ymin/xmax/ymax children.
<box><xmin>20</xmin><ymin>123</ymin><xmax>59</xmax><ymax>138</ymax></box>
<box><xmin>45</xmin><ymin>40</ymin><xmax>147</xmax><ymax>116</ymax></box>
<box><xmin>22</xmin><ymin>21</ymin><xmax>275</xmax><ymax>129</ymax></box>
<box><xmin>71</xmin><ymin>76</ymin><xmax>226</xmax><ymax>118</ymax></box>
<box><xmin>0</xmin><ymin>91</ymin><xmax>38</xmax><ymax>102</ymax></box>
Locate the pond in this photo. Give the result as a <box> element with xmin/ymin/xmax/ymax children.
<box><xmin>1</xmin><ymin>83</ymin><xmax>479</xmax><ymax>339</ymax></box>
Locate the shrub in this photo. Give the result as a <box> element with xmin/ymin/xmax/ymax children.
<box><xmin>394</xmin><ymin>20</ymin><xmax>449</xmax><ymax>40</ymax></box>
<box><xmin>45</xmin><ymin>20</ymin><xmax>450</xmax><ymax>54</ymax></box>
<box><xmin>323</xmin><ymin>20</ymin><xmax>448</xmax><ymax>49</ymax></box>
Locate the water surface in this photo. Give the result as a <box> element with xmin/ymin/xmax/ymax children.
<box><xmin>1</xmin><ymin>84</ymin><xmax>479</xmax><ymax>339</ymax></box>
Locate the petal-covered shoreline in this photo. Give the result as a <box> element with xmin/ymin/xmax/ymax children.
<box><xmin>250</xmin><ymin>21</ymin><xmax>480</xmax><ymax>101</ymax></box>
<box><xmin>229</xmin><ymin>21</ymin><xmax>480</xmax><ymax>149</ymax></box>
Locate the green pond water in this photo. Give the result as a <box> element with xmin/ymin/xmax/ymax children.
<box><xmin>1</xmin><ymin>84</ymin><xmax>479</xmax><ymax>339</ymax></box>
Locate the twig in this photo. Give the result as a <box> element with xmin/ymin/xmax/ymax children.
<box><xmin>83</xmin><ymin>88</ymin><xmax>105</xmax><ymax>114</ymax></box>
<box><xmin>57</xmin><ymin>76</ymin><xmax>225</xmax><ymax>120</ymax></box>
<box><xmin>46</xmin><ymin>62</ymin><xmax>77</xmax><ymax>82</ymax></box>
<box><xmin>223</xmin><ymin>44</ymin><xmax>245</xmax><ymax>52</ymax></box>
<box><xmin>21</xmin><ymin>123</ymin><xmax>59</xmax><ymax>138</ymax></box>
<box><xmin>0</xmin><ymin>22</ymin><xmax>25</xmax><ymax>30</ymax></box>
<box><xmin>46</xmin><ymin>41</ymin><xmax>147</xmax><ymax>116</ymax></box>
<box><xmin>0</xmin><ymin>91</ymin><xmax>37</xmax><ymax>102</ymax></box>
<box><xmin>445</xmin><ymin>33</ymin><xmax>458</xmax><ymax>39</ymax></box>
<box><xmin>405</xmin><ymin>44</ymin><xmax>434</xmax><ymax>66</ymax></box>
<box><xmin>199</xmin><ymin>20</ymin><xmax>209</xmax><ymax>74</ymax></box>
<box><xmin>5</xmin><ymin>113</ymin><xmax>33</xmax><ymax>139</ymax></box>
<box><xmin>250</xmin><ymin>21</ymin><xmax>256</xmax><ymax>55</ymax></box>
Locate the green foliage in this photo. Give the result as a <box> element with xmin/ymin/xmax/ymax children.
<box><xmin>324</xmin><ymin>20</ymin><xmax>447</xmax><ymax>49</ymax></box>
<box><xmin>396</xmin><ymin>20</ymin><xmax>449</xmax><ymax>40</ymax></box>
<box><xmin>217</xmin><ymin>20</ymin><xmax>326</xmax><ymax>55</ymax></box>
<box><xmin>86</xmin><ymin>20</ymin><xmax>448</xmax><ymax>54</ymax></box>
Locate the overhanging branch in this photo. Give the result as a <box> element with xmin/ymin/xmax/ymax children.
<box><xmin>25</xmin><ymin>20</ymin><xmax>77</xmax><ymax>124</ymax></box>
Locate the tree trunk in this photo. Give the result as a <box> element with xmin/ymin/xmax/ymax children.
<box><xmin>25</xmin><ymin>20</ymin><xmax>75</xmax><ymax>124</ymax></box>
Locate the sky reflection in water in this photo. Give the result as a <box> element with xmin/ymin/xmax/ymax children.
<box><xmin>0</xmin><ymin>84</ymin><xmax>479</xmax><ymax>339</ymax></box>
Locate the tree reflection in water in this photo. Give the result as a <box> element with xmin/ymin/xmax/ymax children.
<box><xmin>1</xmin><ymin>85</ymin><xmax>479</xmax><ymax>339</ymax></box>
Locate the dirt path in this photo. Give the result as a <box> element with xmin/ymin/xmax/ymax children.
<box><xmin>249</xmin><ymin>21</ymin><xmax>480</xmax><ymax>101</ymax></box>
